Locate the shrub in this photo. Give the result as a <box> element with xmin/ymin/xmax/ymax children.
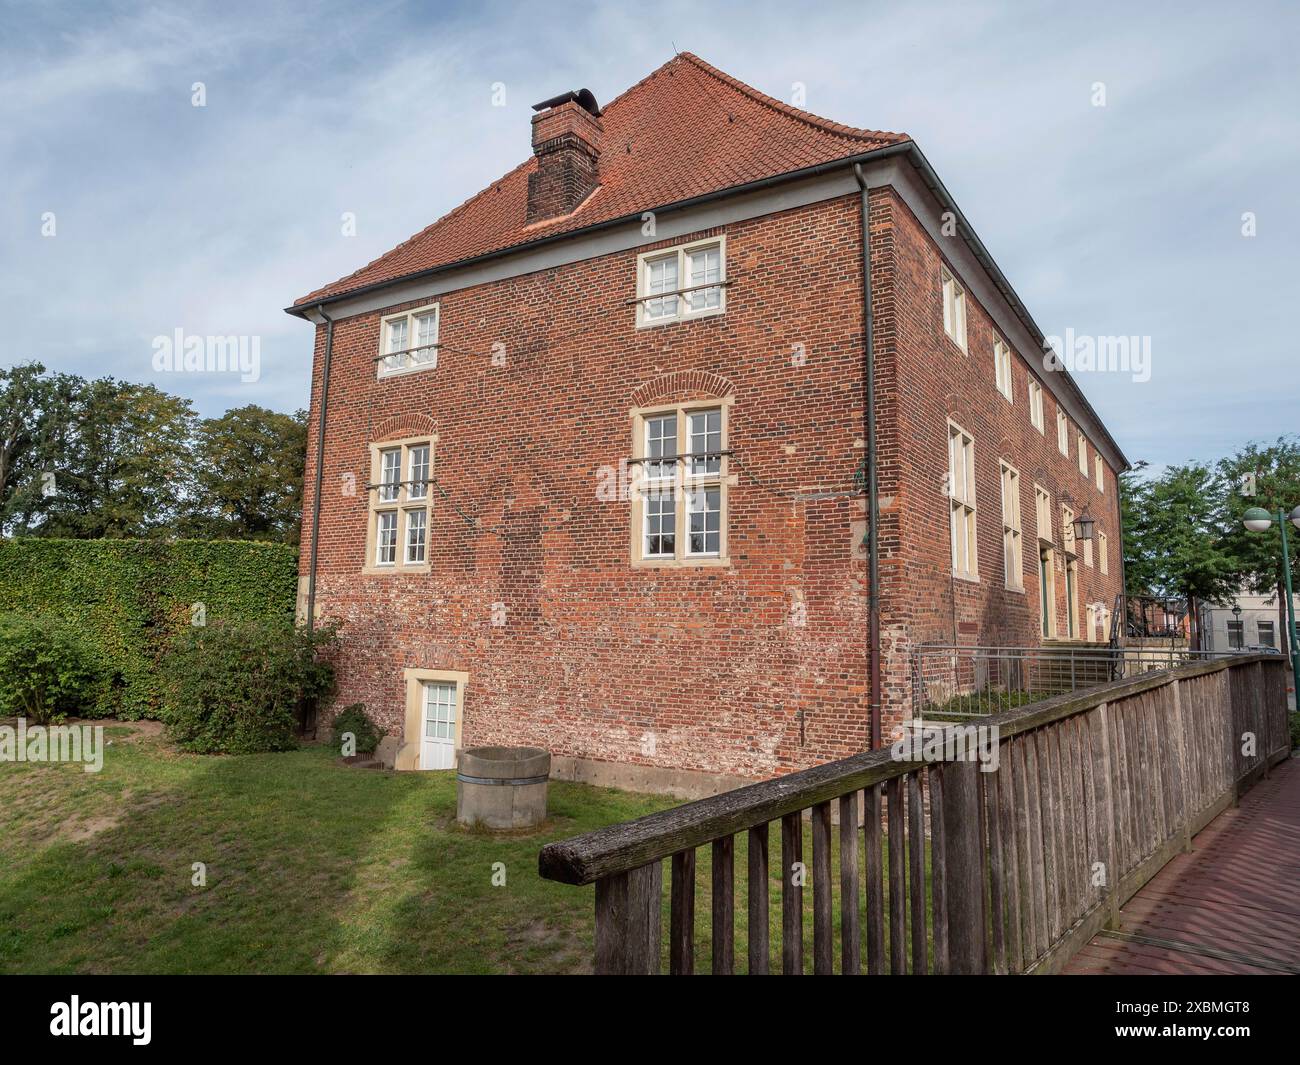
<box><xmin>0</xmin><ymin>538</ymin><xmax>298</xmax><ymax>719</ymax></box>
<box><xmin>164</xmin><ymin>619</ymin><xmax>339</xmax><ymax>754</ymax></box>
<box><xmin>331</xmin><ymin>703</ymin><xmax>386</xmax><ymax>756</ymax></box>
<box><xmin>0</xmin><ymin>614</ymin><xmax>105</xmax><ymax>724</ymax></box>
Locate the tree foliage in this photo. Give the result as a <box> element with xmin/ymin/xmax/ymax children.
<box><xmin>1119</xmin><ymin>461</ymin><xmax>1240</xmax><ymax>605</ymax></box>
<box><xmin>1214</xmin><ymin>436</ymin><xmax>1300</xmax><ymax>598</ymax></box>
<box><xmin>0</xmin><ymin>367</ymin><xmax>306</xmax><ymax>542</ymax></box>
<box><xmin>181</xmin><ymin>405</ymin><xmax>307</xmax><ymax>544</ymax></box>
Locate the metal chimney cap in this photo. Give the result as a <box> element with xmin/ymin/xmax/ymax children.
<box><xmin>531</xmin><ymin>88</ymin><xmax>601</xmax><ymax>117</ymax></box>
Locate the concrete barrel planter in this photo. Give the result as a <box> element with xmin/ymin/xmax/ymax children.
<box><xmin>456</xmin><ymin>746</ymin><xmax>550</xmax><ymax>829</ymax></box>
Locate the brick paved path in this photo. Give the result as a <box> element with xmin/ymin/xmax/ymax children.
<box><xmin>1065</xmin><ymin>757</ymin><xmax>1300</xmax><ymax>975</ymax></box>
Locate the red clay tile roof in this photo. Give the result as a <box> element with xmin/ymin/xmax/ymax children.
<box><xmin>294</xmin><ymin>52</ymin><xmax>908</xmax><ymax>306</ymax></box>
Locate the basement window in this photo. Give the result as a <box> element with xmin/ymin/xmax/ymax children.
<box><xmin>635</xmin><ymin>238</ymin><xmax>726</xmax><ymax>327</ymax></box>
<box><xmin>377</xmin><ymin>304</ymin><xmax>440</xmax><ymax>378</ymax></box>
<box><xmin>631</xmin><ymin>402</ymin><xmax>729</xmax><ymax>566</ymax></box>
<box><xmin>366</xmin><ymin>437</ymin><xmax>434</xmax><ymax>572</ymax></box>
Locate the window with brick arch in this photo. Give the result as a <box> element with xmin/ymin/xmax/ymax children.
<box><xmin>366</xmin><ymin>437</ymin><xmax>434</xmax><ymax>572</ymax></box>
<box><xmin>630</xmin><ymin>401</ymin><xmax>729</xmax><ymax>566</ymax></box>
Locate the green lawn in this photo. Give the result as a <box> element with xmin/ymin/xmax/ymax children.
<box><xmin>0</xmin><ymin>721</ymin><xmax>916</xmax><ymax>974</ymax></box>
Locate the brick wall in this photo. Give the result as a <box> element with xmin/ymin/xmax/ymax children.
<box><xmin>303</xmin><ymin>195</ymin><xmax>873</xmax><ymax>779</ymax></box>
<box><xmin>882</xmin><ymin>189</ymin><xmax>1124</xmax><ymax>735</ymax></box>
<box><xmin>300</xmin><ymin>186</ymin><xmax>1125</xmax><ymax>779</ymax></box>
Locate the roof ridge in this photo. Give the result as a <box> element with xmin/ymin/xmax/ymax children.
<box><xmin>676</xmin><ymin>51</ymin><xmax>908</xmax><ymax>144</ymax></box>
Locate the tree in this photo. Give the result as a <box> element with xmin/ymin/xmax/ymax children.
<box><xmin>1215</xmin><ymin>436</ymin><xmax>1300</xmax><ymax>660</ymax></box>
<box><xmin>35</xmin><ymin>378</ymin><xmax>196</xmax><ymax>538</ymax></box>
<box><xmin>1119</xmin><ymin>462</ymin><xmax>1156</xmax><ymax>596</ymax></box>
<box><xmin>0</xmin><ymin>363</ymin><xmax>76</xmax><ymax>535</ymax></box>
<box><xmin>181</xmin><ymin>405</ymin><xmax>307</xmax><ymax>543</ymax></box>
<box><xmin>1120</xmin><ymin>461</ymin><xmax>1242</xmax><ymax>647</ymax></box>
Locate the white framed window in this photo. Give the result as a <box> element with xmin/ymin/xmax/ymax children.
<box><xmin>1028</xmin><ymin>379</ymin><xmax>1044</xmax><ymax>432</ymax></box>
<box><xmin>379</xmin><ymin>447</ymin><xmax>402</xmax><ymax>502</ymax></box>
<box><xmin>1034</xmin><ymin>484</ymin><xmax>1052</xmax><ymax>542</ymax></box>
<box><xmin>367</xmin><ymin>437</ymin><xmax>435</xmax><ymax>572</ymax></box>
<box><xmin>994</xmin><ymin>338</ymin><xmax>1013</xmax><ymax>401</ymax></box>
<box><xmin>635</xmin><ymin>238</ymin><xmax>726</xmax><ymax>326</ymax></box>
<box><xmin>1057</xmin><ymin>411</ymin><xmax>1069</xmax><ymax>456</ymax></box>
<box><xmin>1094</xmin><ymin>454</ymin><xmax>1105</xmax><ymax>493</ymax></box>
<box><xmin>404</xmin><ymin>508</ymin><xmax>427</xmax><ymax>564</ymax></box>
<box><xmin>377</xmin><ymin>304</ymin><xmax>440</xmax><ymax>378</ymax></box>
<box><xmin>1099</xmin><ymin>531</ymin><xmax>1109</xmax><ymax>575</ymax></box>
<box><xmin>1258</xmin><ymin>620</ymin><xmax>1275</xmax><ymax>648</ymax></box>
<box><xmin>376</xmin><ymin>511</ymin><xmax>397</xmax><ymax>565</ymax></box>
<box><xmin>1083</xmin><ymin>536</ymin><xmax>1093</xmax><ymax>568</ymax></box>
<box><xmin>941</xmin><ymin>266</ymin><xmax>967</xmax><ymax>351</ymax></box>
<box><xmin>1062</xmin><ymin>504</ymin><xmax>1076</xmax><ymax>556</ymax></box>
<box><xmin>1000</xmin><ymin>461</ymin><xmax>1023</xmax><ymax>590</ymax></box>
<box><xmin>631</xmin><ymin>402</ymin><xmax>729</xmax><ymax>565</ymax></box>
<box><xmin>948</xmin><ymin>421</ymin><xmax>977</xmax><ymax>580</ymax></box>
<box><xmin>1077</xmin><ymin>432</ymin><xmax>1088</xmax><ymax>476</ymax></box>
<box><xmin>1227</xmin><ymin>619</ymin><xmax>1244</xmax><ymax>650</ymax></box>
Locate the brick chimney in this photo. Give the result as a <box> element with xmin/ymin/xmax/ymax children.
<box><xmin>526</xmin><ymin>90</ymin><xmax>603</xmax><ymax>223</ymax></box>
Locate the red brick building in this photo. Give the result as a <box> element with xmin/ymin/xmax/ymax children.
<box><xmin>288</xmin><ymin>54</ymin><xmax>1126</xmax><ymax>793</ymax></box>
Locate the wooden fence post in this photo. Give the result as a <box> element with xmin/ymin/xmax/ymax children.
<box><xmin>942</xmin><ymin>758</ymin><xmax>985</xmax><ymax>974</ymax></box>
<box><xmin>595</xmin><ymin>862</ymin><xmax>661</xmax><ymax>975</ymax></box>
<box><xmin>1168</xmin><ymin>679</ymin><xmax>1194</xmax><ymax>853</ymax></box>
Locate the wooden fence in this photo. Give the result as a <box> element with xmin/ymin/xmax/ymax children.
<box><xmin>537</xmin><ymin>654</ymin><xmax>1291</xmax><ymax>974</ymax></box>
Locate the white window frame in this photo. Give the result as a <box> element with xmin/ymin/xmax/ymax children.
<box><xmin>1057</xmin><ymin>410</ymin><xmax>1070</xmax><ymax>457</ymax></box>
<box><xmin>1062</xmin><ymin>504</ymin><xmax>1076</xmax><ymax>556</ymax></box>
<box><xmin>366</xmin><ymin>435</ymin><xmax>435</xmax><ymax>573</ymax></box>
<box><xmin>941</xmin><ymin>266</ymin><xmax>968</xmax><ymax>352</ymax></box>
<box><xmin>1028</xmin><ymin>379</ymin><xmax>1044</xmax><ymax>433</ymax></box>
<box><xmin>630</xmin><ymin>399</ymin><xmax>731</xmax><ymax>566</ymax></box>
<box><xmin>1034</xmin><ymin>484</ymin><xmax>1052</xmax><ymax>543</ymax></box>
<box><xmin>1077</xmin><ymin>432</ymin><xmax>1089</xmax><ymax>476</ymax></box>
<box><xmin>1000</xmin><ymin>460</ymin><xmax>1023</xmax><ymax>591</ymax></box>
<box><xmin>377</xmin><ymin>303</ymin><xmax>440</xmax><ymax>379</ymax></box>
<box><xmin>635</xmin><ymin>237</ymin><xmax>726</xmax><ymax>327</ymax></box>
<box><xmin>994</xmin><ymin>337</ymin><xmax>1013</xmax><ymax>401</ymax></box>
<box><xmin>948</xmin><ymin>420</ymin><xmax>978</xmax><ymax>581</ymax></box>
<box><xmin>1099</xmin><ymin>531</ymin><xmax>1109</xmax><ymax>575</ymax></box>
<box><xmin>1094</xmin><ymin>454</ymin><xmax>1105</xmax><ymax>493</ymax></box>
<box><xmin>1258</xmin><ymin>620</ymin><xmax>1275</xmax><ymax>648</ymax></box>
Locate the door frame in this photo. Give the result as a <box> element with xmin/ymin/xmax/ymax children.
<box><xmin>397</xmin><ymin>668</ymin><xmax>469</xmax><ymax>771</ymax></box>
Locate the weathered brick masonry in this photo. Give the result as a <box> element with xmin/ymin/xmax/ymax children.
<box><xmin>293</xmin><ymin>53</ymin><xmax>1125</xmax><ymax>786</ymax></box>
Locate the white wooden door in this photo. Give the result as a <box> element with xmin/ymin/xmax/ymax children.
<box><xmin>419</xmin><ymin>681</ymin><xmax>457</xmax><ymax>770</ymax></box>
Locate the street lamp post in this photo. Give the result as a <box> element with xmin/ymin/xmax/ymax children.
<box><xmin>1242</xmin><ymin>505</ymin><xmax>1300</xmax><ymax>687</ymax></box>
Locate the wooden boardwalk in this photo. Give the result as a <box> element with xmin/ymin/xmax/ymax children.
<box><xmin>1065</xmin><ymin>756</ymin><xmax>1300</xmax><ymax>975</ymax></box>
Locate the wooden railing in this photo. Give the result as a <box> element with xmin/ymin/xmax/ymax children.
<box><xmin>537</xmin><ymin>654</ymin><xmax>1291</xmax><ymax>974</ymax></box>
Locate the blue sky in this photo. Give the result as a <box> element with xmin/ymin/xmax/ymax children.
<box><xmin>2</xmin><ymin>0</ymin><xmax>1296</xmax><ymax>469</ymax></box>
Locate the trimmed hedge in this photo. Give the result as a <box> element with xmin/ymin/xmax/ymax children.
<box><xmin>0</xmin><ymin>538</ymin><xmax>298</xmax><ymax>719</ymax></box>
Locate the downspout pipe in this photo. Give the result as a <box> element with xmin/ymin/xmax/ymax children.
<box><xmin>305</xmin><ymin>304</ymin><xmax>335</xmax><ymax>635</ymax></box>
<box><xmin>854</xmin><ymin>163</ymin><xmax>883</xmax><ymax>751</ymax></box>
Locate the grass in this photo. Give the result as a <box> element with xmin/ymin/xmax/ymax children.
<box><xmin>0</xmin><ymin>721</ymin><xmax>920</xmax><ymax>974</ymax></box>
